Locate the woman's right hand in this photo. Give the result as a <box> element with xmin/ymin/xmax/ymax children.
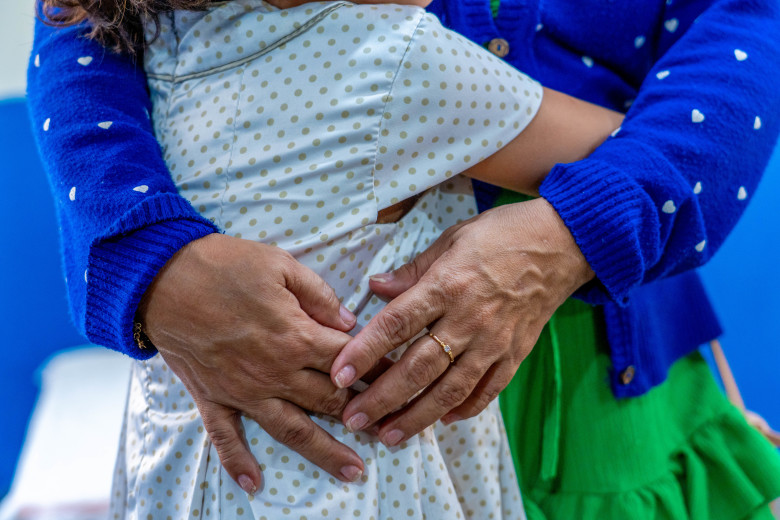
<box><xmin>137</xmin><ymin>233</ymin><xmax>363</xmax><ymax>494</ymax></box>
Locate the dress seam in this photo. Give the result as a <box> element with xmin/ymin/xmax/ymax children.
<box><xmin>370</xmin><ymin>10</ymin><xmax>427</xmax><ymax>216</ymax></box>
<box><xmin>215</xmin><ymin>66</ymin><xmax>247</xmax><ymax>230</ymax></box>
<box><xmin>145</xmin><ymin>2</ymin><xmax>348</xmax><ymax>83</ymax></box>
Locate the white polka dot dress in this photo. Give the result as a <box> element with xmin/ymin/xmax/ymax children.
<box><xmin>110</xmin><ymin>2</ymin><xmax>542</xmax><ymax>518</ymax></box>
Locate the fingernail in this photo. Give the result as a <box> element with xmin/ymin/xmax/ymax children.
<box><xmin>346</xmin><ymin>412</ymin><xmax>369</xmax><ymax>432</ymax></box>
<box><xmin>334</xmin><ymin>365</ymin><xmax>356</xmax><ymax>389</ymax></box>
<box><xmin>441</xmin><ymin>413</ymin><xmax>462</xmax><ymax>426</ymax></box>
<box><xmin>383</xmin><ymin>429</ymin><xmax>404</xmax><ymax>447</ymax></box>
<box><xmin>238</xmin><ymin>474</ymin><xmax>256</xmax><ymax>494</ymax></box>
<box><xmin>369</xmin><ymin>425</ymin><xmax>380</xmax><ymax>436</ymax></box>
<box><xmin>339</xmin><ymin>305</ymin><xmax>356</xmax><ymax>326</ymax></box>
<box><xmin>340</xmin><ymin>465</ymin><xmax>363</xmax><ymax>482</ymax></box>
<box><xmin>369</xmin><ymin>273</ymin><xmax>393</xmax><ymax>284</ymax></box>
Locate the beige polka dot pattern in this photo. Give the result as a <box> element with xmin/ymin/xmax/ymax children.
<box><xmin>110</xmin><ymin>2</ymin><xmax>540</xmax><ymax>518</ymax></box>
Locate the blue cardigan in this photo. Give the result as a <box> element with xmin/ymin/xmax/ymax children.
<box><xmin>27</xmin><ymin>0</ymin><xmax>780</xmax><ymax>397</ymax></box>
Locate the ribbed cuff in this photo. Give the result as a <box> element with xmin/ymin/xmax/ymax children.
<box><xmin>540</xmin><ymin>159</ymin><xmax>646</xmax><ymax>305</ymax></box>
<box><xmin>85</xmin><ymin>193</ymin><xmax>218</xmax><ymax>359</ymax></box>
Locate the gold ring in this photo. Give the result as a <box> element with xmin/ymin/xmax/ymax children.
<box><xmin>428</xmin><ymin>332</ymin><xmax>455</xmax><ymax>364</ymax></box>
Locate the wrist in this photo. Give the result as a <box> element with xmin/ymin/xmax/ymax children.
<box><xmin>86</xmin><ymin>216</ymin><xmax>218</xmax><ymax>359</ymax></box>
<box><xmin>528</xmin><ymin>197</ymin><xmax>595</xmax><ymax>290</ymax></box>
<box><xmin>137</xmin><ymin>232</ymin><xmax>219</xmax><ymax>332</ymax></box>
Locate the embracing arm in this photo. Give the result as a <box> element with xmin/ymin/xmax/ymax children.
<box><xmin>540</xmin><ymin>0</ymin><xmax>780</xmax><ymax>304</ymax></box>
<box><xmin>28</xmin><ymin>17</ymin><xmax>218</xmax><ymax>358</ymax></box>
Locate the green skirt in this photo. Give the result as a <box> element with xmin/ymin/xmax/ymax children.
<box><xmin>499</xmin><ymin>298</ymin><xmax>780</xmax><ymax>519</ymax></box>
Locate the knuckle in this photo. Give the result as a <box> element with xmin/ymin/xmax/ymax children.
<box><xmin>430</xmin><ymin>267</ymin><xmax>468</xmax><ymax>303</ymax></box>
<box><xmin>207</xmin><ymin>425</ymin><xmax>236</xmax><ymax>450</ymax></box>
<box><xmin>294</xmin><ymin>326</ymin><xmax>315</xmax><ymax>348</ymax></box>
<box><xmin>478</xmin><ymin>387</ymin><xmax>501</xmax><ymax>410</ymax></box>
<box><xmin>375</xmin><ymin>307</ymin><xmax>414</xmax><ymax>347</ymax></box>
<box><xmin>432</xmin><ymin>379</ymin><xmax>471</xmax><ymax>411</ymax></box>
<box><xmin>360</xmin><ymin>389</ymin><xmax>397</xmax><ymax>418</ymax></box>
<box><xmin>478</xmin><ymin>332</ymin><xmax>509</xmax><ymax>359</ymax></box>
<box><xmin>318</xmin><ymin>388</ymin><xmax>351</xmax><ymax>417</ymax></box>
<box><xmin>274</xmin><ymin>328</ymin><xmax>314</xmax><ymax>356</ymax></box>
<box><xmin>311</xmin><ymin>275</ymin><xmax>339</xmax><ymax>308</ymax></box>
<box><xmin>404</xmin><ymin>351</ymin><xmax>441</xmax><ymax>391</ymax></box>
<box><xmin>205</xmin><ymin>422</ymin><xmax>243</xmax><ymax>462</ymax></box>
<box><xmin>269</xmin><ymin>249</ymin><xmax>295</xmax><ymax>274</ymax></box>
<box><xmin>277</xmin><ymin>422</ymin><xmax>316</xmax><ymax>450</ymax></box>
<box><xmin>404</xmin><ymin>257</ymin><xmax>427</xmax><ymax>283</ymax></box>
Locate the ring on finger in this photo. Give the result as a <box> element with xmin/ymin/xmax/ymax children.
<box><xmin>427</xmin><ymin>332</ymin><xmax>455</xmax><ymax>364</ymax></box>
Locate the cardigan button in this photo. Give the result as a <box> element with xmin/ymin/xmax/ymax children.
<box><xmin>487</xmin><ymin>38</ymin><xmax>510</xmax><ymax>58</ymax></box>
<box><xmin>620</xmin><ymin>366</ymin><xmax>636</xmax><ymax>385</ymax></box>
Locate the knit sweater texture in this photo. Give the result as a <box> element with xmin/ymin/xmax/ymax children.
<box><xmin>27</xmin><ymin>0</ymin><xmax>780</xmax><ymax>395</ymax></box>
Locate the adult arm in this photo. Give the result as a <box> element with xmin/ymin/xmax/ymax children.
<box><xmin>28</xmin><ymin>17</ymin><xmax>366</xmax><ymax>491</ymax></box>
<box><xmin>27</xmin><ymin>18</ymin><xmax>218</xmax><ymax>358</ymax></box>
<box><xmin>539</xmin><ymin>0</ymin><xmax>780</xmax><ymax>304</ymax></box>
<box><xmin>330</xmin><ymin>0</ymin><xmax>780</xmax><ymax>445</ymax></box>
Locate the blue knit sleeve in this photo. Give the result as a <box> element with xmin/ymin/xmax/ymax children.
<box><xmin>539</xmin><ymin>0</ymin><xmax>780</xmax><ymax>305</ymax></box>
<box><xmin>27</xmin><ymin>19</ymin><xmax>218</xmax><ymax>359</ymax></box>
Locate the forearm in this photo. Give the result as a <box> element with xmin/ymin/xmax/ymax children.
<box><xmin>463</xmin><ymin>87</ymin><xmax>623</xmax><ymax>195</ymax></box>
<box><xmin>28</xmin><ymin>18</ymin><xmax>218</xmax><ymax>357</ymax></box>
<box><xmin>541</xmin><ymin>0</ymin><xmax>780</xmax><ymax>303</ymax></box>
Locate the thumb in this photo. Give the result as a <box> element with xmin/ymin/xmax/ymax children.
<box><xmin>369</xmin><ymin>231</ymin><xmax>453</xmax><ymax>298</ymax></box>
<box><xmin>285</xmin><ymin>260</ymin><xmax>356</xmax><ymax>331</ymax></box>
<box><xmin>200</xmin><ymin>402</ymin><xmax>263</xmax><ymax>495</ymax></box>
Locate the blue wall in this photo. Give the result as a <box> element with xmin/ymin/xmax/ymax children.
<box><xmin>0</xmin><ymin>99</ymin><xmax>84</xmax><ymax>498</ymax></box>
<box><xmin>699</xmin><ymin>139</ymin><xmax>780</xmax><ymax>429</ymax></box>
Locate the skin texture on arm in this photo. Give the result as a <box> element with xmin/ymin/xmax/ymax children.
<box><xmin>463</xmin><ymin>87</ymin><xmax>624</xmax><ymax>195</ymax></box>
<box><xmin>330</xmin><ymin>0</ymin><xmax>780</xmax><ymax>447</ymax></box>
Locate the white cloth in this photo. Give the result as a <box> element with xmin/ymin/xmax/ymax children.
<box><xmin>111</xmin><ymin>2</ymin><xmax>542</xmax><ymax>518</ymax></box>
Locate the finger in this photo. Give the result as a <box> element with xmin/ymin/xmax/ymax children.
<box><xmin>255</xmin><ymin>399</ymin><xmax>365</xmax><ymax>483</ymax></box>
<box><xmin>360</xmin><ymin>356</ymin><xmax>395</xmax><ymax>385</ymax></box>
<box><xmin>302</xmin><ymin>323</ymin><xmax>355</xmax><ymax>373</ymax></box>
<box><xmin>368</xmin><ymin>230</ymin><xmax>456</xmax><ymax>299</ymax></box>
<box><xmin>283</xmin><ymin>370</ymin><xmax>356</xmax><ymax>419</ymax></box>
<box><xmin>441</xmin><ymin>362</ymin><xmax>516</xmax><ymax>425</ymax></box>
<box><xmin>285</xmin><ymin>260</ymin><xmax>356</xmax><ymax>332</ymax></box>
<box><xmin>376</xmin><ymin>351</ymin><xmax>488</xmax><ymax>446</ymax></box>
<box><xmin>331</xmin><ymin>286</ymin><xmax>445</xmax><ymax>389</ymax></box>
<box><xmin>199</xmin><ymin>401</ymin><xmax>262</xmax><ymax>495</ymax></box>
<box><xmin>340</xmin><ymin>332</ymin><xmax>454</xmax><ymax>434</ymax></box>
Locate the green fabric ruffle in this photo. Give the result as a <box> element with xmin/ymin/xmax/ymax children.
<box><xmin>499</xmin><ymin>298</ymin><xmax>780</xmax><ymax>520</ymax></box>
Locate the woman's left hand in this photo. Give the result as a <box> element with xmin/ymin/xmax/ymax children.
<box><xmin>330</xmin><ymin>197</ymin><xmax>594</xmax><ymax>446</ymax></box>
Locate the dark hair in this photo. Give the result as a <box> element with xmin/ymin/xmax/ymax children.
<box><xmin>38</xmin><ymin>0</ymin><xmax>213</xmax><ymax>56</ymax></box>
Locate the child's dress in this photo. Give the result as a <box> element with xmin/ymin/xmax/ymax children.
<box><xmin>110</xmin><ymin>2</ymin><xmax>542</xmax><ymax>518</ymax></box>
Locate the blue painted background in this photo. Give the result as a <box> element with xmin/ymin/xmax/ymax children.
<box><xmin>0</xmin><ymin>97</ymin><xmax>777</xmax><ymax>500</ymax></box>
<box><xmin>0</xmin><ymin>99</ymin><xmax>85</xmax><ymax>498</ymax></box>
<box><xmin>699</xmin><ymin>140</ymin><xmax>780</xmax><ymax>430</ymax></box>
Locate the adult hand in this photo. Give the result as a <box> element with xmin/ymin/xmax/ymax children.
<box><xmin>138</xmin><ymin>233</ymin><xmax>363</xmax><ymax>495</ymax></box>
<box><xmin>330</xmin><ymin>197</ymin><xmax>594</xmax><ymax>446</ymax></box>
